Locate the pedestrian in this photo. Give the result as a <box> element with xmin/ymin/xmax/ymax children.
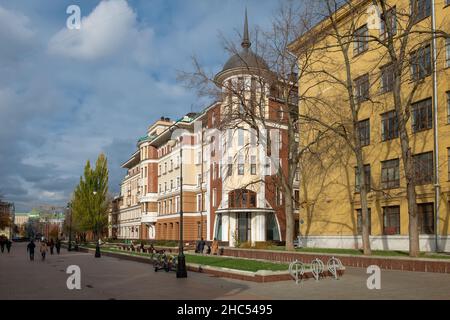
<box><xmin>0</xmin><ymin>236</ymin><xmax>5</xmax><ymax>253</ymax></box>
<box><xmin>211</xmin><ymin>238</ymin><xmax>219</xmax><ymax>255</ymax></box>
<box><xmin>49</xmin><ymin>238</ymin><xmax>55</xmax><ymax>255</ymax></box>
<box><xmin>6</xmin><ymin>239</ymin><xmax>12</xmax><ymax>253</ymax></box>
<box><xmin>40</xmin><ymin>240</ymin><xmax>48</xmax><ymax>261</ymax></box>
<box><xmin>55</xmin><ymin>238</ymin><xmax>61</xmax><ymax>255</ymax></box>
<box><xmin>149</xmin><ymin>243</ymin><xmax>155</xmax><ymax>253</ymax></box>
<box><xmin>199</xmin><ymin>237</ymin><xmax>206</xmax><ymax>254</ymax></box>
<box><xmin>27</xmin><ymin>240</ymin><xmax>36</xmax><ymax>261</ymax></box>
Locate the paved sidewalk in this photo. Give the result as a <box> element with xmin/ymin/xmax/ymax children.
<box><xmin>0</xmin><ymin>243</ymin><xmax>449</xmax><ymax>300</ymax></box>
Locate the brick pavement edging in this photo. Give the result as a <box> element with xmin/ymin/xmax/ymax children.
<box><xmin>75</xmin><ymin>246</ymin><xmax>345</xmax><ymax>283</ymax></box>
<box><xmin>221</xmin><ymin>248</ymin><xmax>450</xmax><ymax>274</ymax></box>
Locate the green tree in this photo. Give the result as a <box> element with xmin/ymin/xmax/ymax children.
<box><xmin>71</xmin><ymin>154</ymin><xmax>109</xmax><ymax>246</ymax></box>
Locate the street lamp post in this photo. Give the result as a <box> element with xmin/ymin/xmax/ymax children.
<box><xmin>93</xmin><ymin>191</ymin><xmax>101</xmax><ymax>258</ymax></box>
<box><xmin>169</xmin><ymin>133</ymin><xmax>187</xmax><ymax>278</ymax></box>
<box><xmin>67</xmin><ymin>202</ymin><xmax>72</xmax><ymax>251</ymax></box>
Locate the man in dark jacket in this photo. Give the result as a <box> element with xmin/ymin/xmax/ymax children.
<box><xmin>5</xmin><ymin>239</ymin><xmax>12</xmax><ymax>253</ymax></box>
<box><xmin>55</xmin><ymin>239</ymin><xmax>61</xmax><ymax>254</ymax></box>
<box><xmin>27</xmin><ymin>240</ymin><xmax>36</xmax><ymax>261</ymax></box>
<box><xmin>0</xmin><ymin>236</ymin><xmax>5</xmax><ymax>253</ymax></box>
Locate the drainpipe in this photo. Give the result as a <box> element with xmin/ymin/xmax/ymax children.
<box><xmin>431</xmin><ymin>0</ymin><xmax>440</xmax><ymax>252</ymax></box>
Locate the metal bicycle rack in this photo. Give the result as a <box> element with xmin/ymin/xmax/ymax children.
<box><xmin>289</xmin><ymin>260</ymin><xmax>306</xmax><ymax>285</ymax></box>
<box><xmin>327</xmin><ymin>256</ymin><xmax>343</xmax><ymax>280</ymax></box>
<box><xmin>311</xmin><ymin>258</ymin><xmax>325</xmax><ymax>281</ymax></box>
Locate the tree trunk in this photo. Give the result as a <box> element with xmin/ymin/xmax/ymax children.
<box><xmin>285</xmin><ymin>189</ymin><xmax>295</xmax><ymax>251</ymax></box>
<box><xmin>403</xmin><ymin>149</ymin><xmax>420</xmax><ymax>257</ymax></box>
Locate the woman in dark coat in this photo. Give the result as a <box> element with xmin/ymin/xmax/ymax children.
<box><xmin>49</xmin><ymin>239</ymin><xmax>55</xmax><ymax>255</ymax></box>
<box><xmin>55</xmin><ymin>239</ymin><xmax>61</xmax><ymax>254</ymax></box>
<box><xmin>27</xmin><ymin>240</ymin><xmax>36</xmax><ymax>261</ymax></box>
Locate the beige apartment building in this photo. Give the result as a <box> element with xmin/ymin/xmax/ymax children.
<box><xmin>112</xmin><ymin>12</ymin><xmax>299</xmax><ymax>245</ymax></box>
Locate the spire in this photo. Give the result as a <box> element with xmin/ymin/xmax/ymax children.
<box><xmin>241</xmin><ymin>8</ymin><xmax>251</xmax><ymax>50</ymax></box>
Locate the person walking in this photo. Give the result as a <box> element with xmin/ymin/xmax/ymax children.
<box><xmin>49</xmin><ymin>239</ymin><xmax>55</xmax><ymax>255</ymax></box>
<box><xmin>199</xmin><ymin>238</ymin><xmax>206</xmax><ymax>254</ymax></box>
<box><xmin>55</xmin><ymin>238</ymin><xmax>61</xmax><ymax>255</ymax></box>
<box><xmin>0</xmin><ymin>236</ymin><xmax>5</xmax><ymax>253</ymax></box>
<box><xmin>6</xmin><ymin>239</ymin><xmax>12</xmax><ymax>253</ymax></box>
<box><xmin>27</xmin><ymin>240</ymin><xmax>36</xmax><ymax>261</ymax></box>
<box><xmin>211</xmin><ymin>238</ymin><xmax>219</xmax><ymax>255</ymax></box>
<box><xmin>40</xmin><ymin>240</ymin><xmax>48</xmax><ymax>261</ymax></box>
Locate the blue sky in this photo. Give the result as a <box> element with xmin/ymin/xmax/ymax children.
<box><xmin>0</xmin><ymin>0</ymin><xmax>282</xmax><ymax>211</ymax></box>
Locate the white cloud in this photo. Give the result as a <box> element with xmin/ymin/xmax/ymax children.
<box><xmin>0</xmin><ymin>5</ymin><xmax>35</xmax><ymax>61</ymax></box>
<box><xmin>48</xmin><ymin>0</ymin><xmax>154</xmax><ymax>64</ymax></box>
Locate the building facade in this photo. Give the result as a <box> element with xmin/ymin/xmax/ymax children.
<box><xmin>294</xmin><ymin>0</ymin><xmax>450</xmax><ymax>251</ymax></box>
<box><xmin>0</xmin><ymin>200</ymin><xmax>15</xmax><ymax>239</ymax></box>
<box><xmin>112</xmin><ymin>13</ymin><xmax>299</xmax><ymax>246</ymax></box>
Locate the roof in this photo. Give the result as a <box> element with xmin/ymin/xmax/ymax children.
<box><xmin>214</xmin><ymin>9</ymin><xmax>270</xmax><ymax>84</ymax></box>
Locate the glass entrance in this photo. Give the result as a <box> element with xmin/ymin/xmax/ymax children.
<box><xmin>237</xmin><ymin>213</ymin><xmax>251</xmax><ymax>242</ymax></box>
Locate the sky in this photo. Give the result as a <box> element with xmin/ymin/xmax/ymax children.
<box><xmin>0</xmin><ymin>0</ymin><xmax>283</xmax><ymax>212</ymax></box>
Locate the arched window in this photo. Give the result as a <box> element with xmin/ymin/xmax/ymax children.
<box><xmin>228</xmin><ymin>189</ymin><xmax>257</xmax><ymax>208</ymax></box>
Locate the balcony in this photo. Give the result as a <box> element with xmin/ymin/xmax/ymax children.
<box><xmin>141</xmin><ymin>212</ymin><xmax>157</xmax><ymax>223</ymax></box>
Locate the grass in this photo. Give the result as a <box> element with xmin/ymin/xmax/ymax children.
<box><xmin>266</xmin><ymin>246</ymin><xmax>450</xmax><ymax>259</ymax></box>
<box><xmin>184</xmin><ymin>254</ymin><xmax>290</xmax><ymax>272</ymax></box>
<box><xmin>80</xmin><ymin>245</ymin><xmax>290</xmax><ymax>272</ymax></box>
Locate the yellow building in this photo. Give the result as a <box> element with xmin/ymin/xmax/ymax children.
<box><xmin>294</xmin><ymin>0</ymin><xmax>450</xmax><ymax>251</ymax></box>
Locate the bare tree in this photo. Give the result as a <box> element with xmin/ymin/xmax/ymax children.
<box><xmin>179</xmin><ymin>1</ymin><xmax>329</xmax><ymax>250</ymax></box>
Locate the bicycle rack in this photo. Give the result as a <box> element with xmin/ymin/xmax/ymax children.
<box><xmin>327</xmin><ymin>257</ymin><xmax>343</xmax><ymax>280</ymax></box>
<box><xmin>311</xmin><ymin>258</ymin><xmax>324</xmax><ymax>281</ymax></box>
<box><xmin>289</xmin><ymin>260</ymin><xmax>306</xmax><ymax>285</ymax></box>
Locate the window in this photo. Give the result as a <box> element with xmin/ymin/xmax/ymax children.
<box><xmin>354</xmin><ymin>24</ymin><xmax>368</xmax><ymax>55</ymax></box>
<box><xmin>227</xmin><ymin>157</ymin><xmax>233</xmax><ymax>177</ymax></box>
<box><xmin>294</xmin><ymin>190</ymin><xmax>300</xmax><ymax>210</ymax></box>
<box><xmin>158</xmin><ymin>184</ymin><xmax>161</xmax><ymax>193</ymax></box>
<box><xmin>412</xmin><ymin>98</ymin><xmax>432</xmax><ymax>132</ymax></box>
<box><xmin>413</xmin><ymin>151</ymin><xmax>433</xmax><ymax>185</ymax></box>
<box><xmin>238</xmin><ymin>155</ymin><xmax>244</xmax><ymax>175</ymax></box>
<box><xmin>355</xmin><ymin>164</ymin><xmax>371</xmax><ymax>193</ymax></box>
<box><xmin>170</xmin><ymin>180</ymin><xmax>173</xmax><ymax>190</ymax></box>
<box><xmin>410</xmin><ymin>44</ymin><xmax>431</xmax><ymax>80</ymax></box>
<box><xmin>380</xmin><ymin>7</ymin><xmax>397</xmax><ymax>40</ymax></box>
<box><xmin>358</xmin><ymin>119</ymin><xmax>370</xmax><ymax>146</ymax></box>
<box><xmin>447</xmin><ymin>92</ymin><xmax>450</xmax><ymax>124</ymax></box>
<box><xmin>197</xmin><ymin>194</ymin><xmax>202</xmax><ymax>212</ymax></box>
<box><xmin>175</xmin><ymin>196</ymin><xmax>180</xmax><ymax>212</ymax></box>
<box><xmin>381</xmin><ymin>110</ymin><xmax>399</xmax><ymax>141</ymax></box>
<box><xmin>446</xmin><ymin>38</ymin><xmax>450</xmax><ymax>68</ymax></box>
<box><xmin>295</xmin><ymin>169</ymin><xmax>300</xmax><ymax>181</ymax></box>
<box><xmin>411</xmin><ymin>0</ymin><xmax>431</xmax><ymax>22</ymax></box>
<box><xmin>164</xmin><ymin>162</ymin><xmax>167</xmax><ymax>174</ymax></box>
<box><xmin>228</xmin><ymin>189</ymin><xmax>257</xmax><ymax>208</ymax></box>
<box><xmin>212</xmin><ymin>188</ymin><xmax>217</xmax><ymax>207</ymax></box>
<box><xmin>381</xmin><ymin>63</ymin><xmax>394</xmax><ymax>93</ymax></box>
<box><xmin>170</xmin><ymin>160</ymin><xmax>173</xmax><ymax>171</ymax></box>
<box><xmin>158</xmin><ymin>165</ymin><xmax>161</xmax><ymax>176</ymax></box>
<box><xmin>250</xmin><ymin>156</ymin><xmax>257</xmax><ymax>175</ymax></box>
<box><xmin>169</xmin><ymin>199</ymin><xmax>173</xmax><ymax>213</ymax></box>
<box><xmin>177</xmin><ymin>177</ymin><xmax>180</xmax><ymax>188</ymax></box>
<box><xmin>418</xmin><ymin>203</ymin><xmax>434</xmax><ymax>234</ymax></box>
<box><xmin>238</xmin><ymin>129</ymin><xmax>244</xmax><ymax>147</ymax></box>
<box><xmin>383</xmin><ymin>206</ymin><xmax>400</xmax><ymax>235</ymax></box>
<box><xmin>164</xmin><ymin>182</ymin><xmax>167</xmax><ymax>192</ymax></box>
<box><xmin>381</xmin><ymin>159</ymin><xmax>400</xmax><ymax>189</ymax></box>
<box><xmin>356</xmin><ymin>208</ymin><xmax>372</xmax><ymax>235</ymax></box>
<box><xmin>448</xmin><ymin>148</ymin><xmax>450</xmax><ymax>181</ymax></box>
<box><xmin>250</xmin><ymin>129</ymin><xmax>257</xmax><ymax>146</ymax></box>
<box><xmin>354</xmin><ymin>74</ymin><xmax>370</xmax><ymax>103</ymax></box>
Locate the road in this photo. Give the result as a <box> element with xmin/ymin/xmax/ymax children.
<box><xmin>0</xmin><ymin>242</ymin><xmax>449</xmax><ymax>300</ymax></box>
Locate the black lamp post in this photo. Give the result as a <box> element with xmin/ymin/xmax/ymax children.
<box><xmin>169</xmin><ymin>131</ymin><xmax>187</xmax><ymax>278</ymax></box>
<box><xmin>67</xmin><ymin>203</ymin><xmax>72</xmax><ymax>251</ymax></box>
<box><xmin>93</xmin><ymin>191</ymin><xmax>101</xmax><ymax>258</ymax></box>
